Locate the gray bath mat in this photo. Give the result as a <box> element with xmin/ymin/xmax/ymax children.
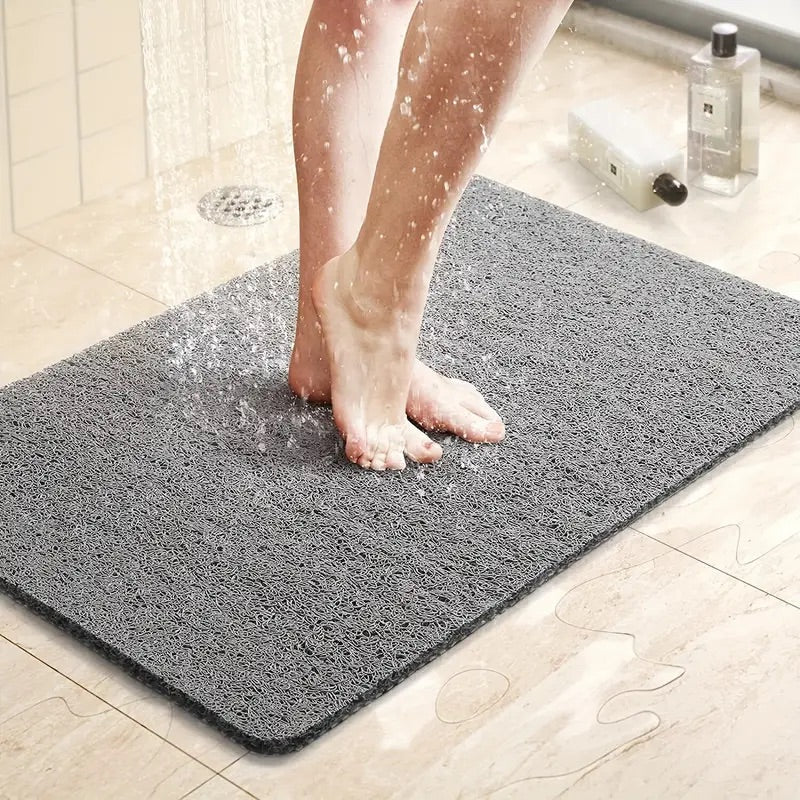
<box><xmin>1</xmin><ymin>176</ymin><xmax>799</xmax><ymax>753</ymax></box>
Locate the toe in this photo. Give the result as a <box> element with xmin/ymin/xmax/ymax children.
<box><xmin>385</xmin><ymin>446</ymin><xmax>406</xmax><ymax>471</ymax></box>
<box><xmin>448</xmin><ymin>407</ymin><xmax>506</xmax><ymax>443</ymax></box>
<box><xmin>404</xmin><ymin>421</ymin><xmax>443</xmax><ymax>464</ymax></box>
<box><xmin>368</xmin><ymin>424</ymin><xmax>389</xmax><ymax>472</ymax></box>
<box><xmin>386</xmin><ymin>451</ymin><xmax>406</xmax><ymax>470</ymax></box>
<box><xmin>344</xmin><ymin>432</ymin><xmax>368</xmax><ymax>464</ymax></box>
<box><xmin>370</xmin><ymin>450</ymin><xmax>387</xmax><ymax>471</ymax></box>
<box><xmin>461</xmin><ymin>393</ymin><xmax>503</xmax><ymax>423</ymax></box>
<box><xmin>450</xmin><ymin>379</ymin><xmax>502</xmax><ymax>422</ymax></box>
<box><xmin>373</xmin><ymin>425</ymin><xmax>406</xmax><ymax>469</ymax></box>
<box><xmin>384</xmin><ymin>425</ymin><xmax>407</xmax><ymax>471</ymax></box>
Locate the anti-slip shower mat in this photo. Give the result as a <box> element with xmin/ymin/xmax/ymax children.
<box><xmin>1</xmin><ymin>176</ymin><xmax>799</xmax><ymax>753</ymax></box>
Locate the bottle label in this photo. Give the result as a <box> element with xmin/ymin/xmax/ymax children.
<box><xmin>604</xmin><ymin>147</ymin><xmax>625</xmax><ymax>190</ymax></box>
<box><xmin>690</xmin><ymin>85</ymin><xmax>729</xmax><ymax>137</ymax></box>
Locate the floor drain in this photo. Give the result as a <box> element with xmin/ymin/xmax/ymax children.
<box><xmin>197</xmin><ymin>186</ymin><xmax>283</xmax><ymax>227</ymax></box>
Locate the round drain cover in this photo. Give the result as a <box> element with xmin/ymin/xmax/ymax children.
<box><xmin>197</xmin><ymin>186</ymin><xmax>283</xmax><ymax>227</ymax></box>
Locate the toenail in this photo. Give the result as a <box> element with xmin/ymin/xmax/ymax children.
<box><xmin>488</xmin><ymin>422</ymin><xmax>504</xmax><ymax>436</ymax></box>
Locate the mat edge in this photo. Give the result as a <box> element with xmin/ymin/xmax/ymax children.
<box><xmin>2</xmin><ymin>396</ymin><xmax>798</xmax><ymax>755</ymax></box>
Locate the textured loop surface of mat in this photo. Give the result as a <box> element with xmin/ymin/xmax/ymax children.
<box><xmin>1</xmin><ymin>177</ymin><xmax>799</xmax><ymax>752</ymax></box>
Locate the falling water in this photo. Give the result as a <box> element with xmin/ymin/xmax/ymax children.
<box><xmin>140</xmin><ymin>0</ymin><xmax>294</xmax><ymax>195</ymax></box>
<box><xmin>139</xmin><ymin>0</ymin><xmax>297</xmax><ymax>437</ymax></box>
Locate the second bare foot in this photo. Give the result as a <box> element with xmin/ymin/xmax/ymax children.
<box><xmin>310</xmin><ymin>250</ymin><xmax>443</xmax><ymax>470</ymax></box>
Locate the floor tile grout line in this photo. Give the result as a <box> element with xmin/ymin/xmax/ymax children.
<box><xmin>565</xmin><ymin>187</ymin><xmax>608</xmax><ymax>209</ymax></box>
<box><xmin>179</xmin><ymin>771</ymin><xmax>261</xmax><ymax>800</ymax></box>
<box><xmin>3</xmin><ymin>617</ymin><xmax>258</xmax><ymax>794</ymax></box>
<box><xmin>633</xmin><ymin>528</ymin><xmax>800</xmax><ymax>613</ymax></box>
<box><xmin>15</xmin><ymin>232</ymin><xmax>167</xmax><ymax>307</ymax></box>
<box><xmin>0</xmin><ymin>631</ymin><xmax>246</xmax><ymax>781</ymax></box>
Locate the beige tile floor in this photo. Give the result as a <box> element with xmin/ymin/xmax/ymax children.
<box><xmin>1</xmin><ymin>29</ymin><xmax>800</xmax><ymax>800</ymax></box>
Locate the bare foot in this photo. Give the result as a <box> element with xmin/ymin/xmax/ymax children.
<box><xmin>290</xmin><ymin>290</ymin><xmax>506</xmax><ymax>446</ymax></box>
<box><xmin>310</xmin><ymin>250</ymin><xmax>443</xmax><ymax>470</ymax></box>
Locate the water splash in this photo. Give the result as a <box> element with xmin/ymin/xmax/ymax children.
<box><xmin>418</xmin><ymin>21</ymin><xmax>432</xmax><ymax>65</ymax></box>
<box><xmin>479</xmin><ymin>123</ymin><xmax>491</xmax><ymax>154</ymax></box>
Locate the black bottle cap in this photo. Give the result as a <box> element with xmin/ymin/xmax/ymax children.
<box><xmin>712</xmin><ymin>22</ymin><xmax>738</xmax><ymax>57</ymax></box>
<box><xmin>652</xmin><ymin>173</ymin><xmax>688</xmax><ymax>206</ymax></box>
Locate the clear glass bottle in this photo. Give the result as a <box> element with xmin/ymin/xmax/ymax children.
<box><xmin>687</xmin><ymin>22</ymin><xmax>760</xmax><ymax>196</ymax></box>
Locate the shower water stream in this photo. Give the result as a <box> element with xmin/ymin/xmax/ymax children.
<box><xmin>139</xmin><ymin>0</ymin><xmax>310</xmax><ymax>449</ymax></box>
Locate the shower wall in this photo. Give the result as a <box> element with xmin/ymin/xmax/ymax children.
<box><xmin>0</xmin><ymin>0</ymin><xmax>310</xmax><ymax>233</ymax></box>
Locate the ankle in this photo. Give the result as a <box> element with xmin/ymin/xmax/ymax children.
<box><xmin>346</xmin><ymin>243</ymin><xmax>428</xmax><ymax>324</ymax></box>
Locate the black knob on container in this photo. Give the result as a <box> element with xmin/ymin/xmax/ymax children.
<box><xmin>652</xmin><ymin>173</ymin><xmax>688</xmax><ymax>206</ymax></box>
<box><xmin>712</xmin><ymin>22</ymin><xmax>738</xmax><ymax>58</ymax></box>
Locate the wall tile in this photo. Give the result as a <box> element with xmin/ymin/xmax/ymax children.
<box><xmin>80</xmin><ymin>120</ymin><xmax>147</xmax><ymax>202</ymax></box>
<box><xmin>78</xmin><ymin>55</ymin><xmax>144</xmax><ymax>136</ymax></box>
<box><xmin>75</xmin><ymin>0</ymin><xmax>141</xmax><ymax>71</ymax></box>
<box><xmin>4</xmin><ymin>0</ymin><xmax>70</xmax><ymax>28</ymax></box>
<box><xmin>206</xmin><ymin>24</ymin><xmax>229</xmax><ymax>89</ymax></box>
<box><xmin>5</xmin><ymin>12</ymin><xmax>74</xmax><ymax>95</ymax></box>
<box><xmin>12</xmin><ymin>144</ymin><xmax>81</xmax><ymax>229</ymax></box>
<box><xmin>9</xmin><ymin>78</ymin><xmax>78</xmax><ymax>162</ymax></box>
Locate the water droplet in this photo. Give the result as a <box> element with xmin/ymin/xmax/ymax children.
<box><xmin>479</xmin><ymin>123</ymin><xmax>490</xmax><ymax>153</ymax></box>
